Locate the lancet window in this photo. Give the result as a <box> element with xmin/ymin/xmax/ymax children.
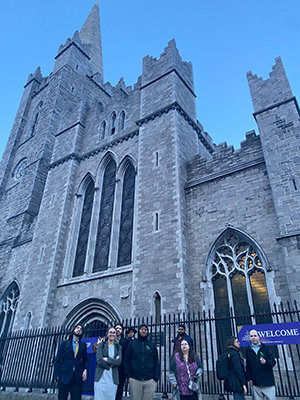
<box><xmin>111</xmin><ymin>113</ymin><xmax>116</xmax><ymax>135</ymax></box>
<box><xmin>117</xmin><ymin>163</ymin><xmax>135</xmax><ymax>267</ymax></box>
<box><xmin>100</xmin><ymin>121</ymin><xmax>106</xmax><ymax>140</ymax></box>
<box><xmin>93</xmin><ymin>159</ymin><xmax>116</xmax><ymax>272</ymax></box>
<box><xmin>73</xmin><ymin>179</ymin><xmax>95</xmax><ymax>277</ymax></box>
<box><xmin>120</xmin><ymin>111</ymin><xmax>126</xmax><ymax>131</ymax></box>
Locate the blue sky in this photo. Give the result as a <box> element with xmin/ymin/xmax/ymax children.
<box><xmin>1</xmin><ymin>1</ymin><xmax>300</xmax><ymax>160</ymax></box>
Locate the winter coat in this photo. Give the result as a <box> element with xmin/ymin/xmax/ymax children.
<box><xmin>124</xmin><ymin>324</ymin><xmax>160</xmax><ymax>382</ymax></box>
<box><xmin>172</xmin><ymin>333</ymin><xmax>194</xmax><ymax>351</ymax></box>
<box><xmin>224</xmin><ymin>346</ymin><xmax>247</xmax><ymax>393</ymax></box>
<box><xmin>94</xmin><ymin>341</ymin><xmax>122</xmax><ymax>385</ymax></box>
<box><xmin>246</xmin><ymin>342</ymin><xmax>276</xmax><ymax>387</ymax></box>
<box><xmin>169</xmin><ymin>353</ymin><xmax>203</xmax><ymax>400</ymax></box>
<box><xmin>54</xmin><ymin>339</ymin><xmax>88</xmax><ymax>386</ymax></box>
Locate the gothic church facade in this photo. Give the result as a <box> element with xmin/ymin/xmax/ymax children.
<box><xmin>0</xmin><ymin>2</ymin><xmax>299</xmax><ymax>333</ymax></box>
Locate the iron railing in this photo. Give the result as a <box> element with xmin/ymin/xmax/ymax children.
<box><xmin>0</xmin><ymin>301</ymin><xmax>299</xmax><ymax>398</ymax></box>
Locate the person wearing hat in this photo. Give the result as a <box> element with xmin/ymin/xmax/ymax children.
<box><xmin>125</xmin><ymin>327</ymin><xmax>137</xmax><ymax>341</ymax></box>
<box><xmin>124</xmin><ymin>323</ymin><xmax>160</xmax><ymax>400</ymax></box>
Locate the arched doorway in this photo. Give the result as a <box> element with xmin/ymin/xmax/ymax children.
<box><xmin>61</xmin><ymin>297</ymin><xmax>123</xmax><ymax>394</ymax></box>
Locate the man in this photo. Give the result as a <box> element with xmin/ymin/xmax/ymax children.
<box><xmin>126</xmin><ymin>327</ymin><xmax>137</xmax><ymax>341</ymax></box>
<box><xmin>246</xmin><ymin>329</ymin><xmax>276</xmax><ymax>400</ymax></box>
<box><xmin>124</xmin><ymin>323</ymin><xmax>160</xmax><ymax>400</ymax></box>
<box><xmin>171</xmin><ymin>324</ymin><xmax>194</xmax><ymax>352</ymax></box>
<box><xmin>114</xmin><ymin>323</ymin><xmax>129</xmax><ymax>400</ymax></box>
<box><xmin>54</xmin><ymin>324</ymin><xmax>88</xmax><ymax>400</ymax></box>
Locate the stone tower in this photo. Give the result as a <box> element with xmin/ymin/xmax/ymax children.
<box><xmin>247</xmin><ymin>57</ymin><xmax>300</xmax><ymax>303</ymax></box>
<box><xmin>133</xmin><ymin>39</ymin><xmax>213</xmax><ymax>315</ymax></box>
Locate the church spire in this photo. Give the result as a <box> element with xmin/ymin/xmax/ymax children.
<box><xmin>79</xmin><ymin>0</ymin><xmax>103</xmax><ymax>80</ymax></box>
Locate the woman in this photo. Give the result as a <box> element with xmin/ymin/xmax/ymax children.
<box><xmin>169</xmin><ymin>339</ymin><xmax>203</xmax><ymax>400</ymax></box>
<box><xmin>224</xmin><ymin>336</ymin><xmax>247</xmax><ymax>400</ymax></box>
<box><xmin>94</xmin><ymin>327</ymin><xmax>122</xmax><ymax>400</ymax></box>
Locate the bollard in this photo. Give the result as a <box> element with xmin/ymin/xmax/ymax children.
<box><xmin>161</xmin><ymin>392</ymin><xmax>168</xmax><ymax>399</ymax></box>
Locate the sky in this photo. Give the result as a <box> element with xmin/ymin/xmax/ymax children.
<box><xmin>1</xmin><ymin>1</ymin><xmax>300</xmax><ymax>161</ymax></box>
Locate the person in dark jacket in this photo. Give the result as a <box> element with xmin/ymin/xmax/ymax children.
<box><xmin>124</xmin><ymin>323</ymin><xmax>160</xmax><ymax>400</ymax></box>
<box><xmin>114</xmin><ymin>323</ymin><xmax>129</xmax><ymax>400</ymax></box>
<box><xmin>125</xmin><ymin>327</ymin><xmax>137</xmax><ymax>341</ymax></box>
<box><xmin>224</xmin><ymin>336</ymin><xmax>247</xmax><ymax>400</ymax></box>
<box><xmin>54</xmin><ymin>324</ymin><xmax>88</xmax><ymax>400</ymax></box>
<box><xmin>171</xmin><ymin>324</ymin><xmax>194</xmax><ymax>352</ymax></box>
<box><xmin>246</xmin><ymin>329</ymin><xmax>276</xmax><ymax>400</ymax></box>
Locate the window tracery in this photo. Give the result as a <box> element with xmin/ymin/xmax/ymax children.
<box><xmin>73</xmin><ymin>179</ymin><xmax>95</xmax><ymax>277</ymax></box>
<box><xmin>117</xmin><ymin>163</ymin><xmax>135</xmax><ymax>267</ymax></box>
<box><xmin>93</xmin><ymin>159</ymin><xmax>116</xmax><ymax>272</ymax></box>
<box><xmin>15</xmin><ymin>159</ymin><xmax>28</xmax><ymax>179</ymax></box>
<box><xmin>0</xmin><ymin>282</ymin><xmax>20</xmax><ymax>337</ymax></box>
<box><xmin>210</xmin><ymin>230</ymin><xmax>272</xmax><ymax>352</ymax></box>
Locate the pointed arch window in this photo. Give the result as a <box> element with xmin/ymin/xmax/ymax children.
<box><xmin>73</xmin><ymin>179</ymin><xmax>95</xmax><ymax>277</ymax></box>
<box><xmin>111</xmin><ymin>113</ymin><xmax>116</xmax><ymax>135</ymax></box>
<box><xmin>93</xmin><ymin>159</ymin><xmax>116</xmax><ymax>272</ymax></box>
<box><xmin>31</xmin><ymin>113</ymin><xmax>39</xmax><ymax>136</ymax></box>
<box><xmin>30</xmin><ymin>102</ymin><xmax>43</xmax><ymax>137</ymax></box>
<box><xmin>100</xmin><ymin>121</ymin><xmax>106</xmax><ymax>140</ymax></box>
<box><xmin>117</xmin><ymin>163</ymin><xmax>135</xmax><ymax>267</ymax></box>
<box><xmin>24</xmin><ymin>311</ymin><xmax>32</xmax><ymax>331</ymax></box>
<box><xmin>0</xmin><ymin>282</ymin><xmax>20</xmax><ymax>337</ymax></box>
<box><xmin>154</xmin><ymin>292</ymin><xmax>161</xmax><ymax>323</ymax></box>
<box><xmin>209</xmin><ymin>230</ymin><xmax>272</xmax><ymax>352</ymax></box>
<box><xmin>120</xmin><ymin>111</ymin><xmax>126</xmax><ymax>131</ymax></box>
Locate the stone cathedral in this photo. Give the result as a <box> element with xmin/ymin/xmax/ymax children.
<box><xmin>0</xmin><ymin>2</ymin><xmax>299</xmax><ymax>334</ymax></box>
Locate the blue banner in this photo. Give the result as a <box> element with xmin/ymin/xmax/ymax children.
<box><xmin>238</xmin><ymin>322</ymin><xmax>300</xmax><ymax>346</ymax></box>
<box><xmin>82</xmin><ymin>336</ymin><xmax>99</xmax><ymax>353</ymax></box>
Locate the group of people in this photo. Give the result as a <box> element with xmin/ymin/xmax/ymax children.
<box><xmin>54</xmin><ymin>322</ymin><xmax>159</xmax><ymax>400</ymax></box>
<box><xmin>223</xmin><ymin>329</ymin><xmax>277</xmax><ymax>400</ymax></box>
<box><xmin>53</xmin><ymin>322</ymin><xmax>276</xmax><ymax>400</ymax></box>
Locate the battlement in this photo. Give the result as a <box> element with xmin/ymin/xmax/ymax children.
<box><xmin>247</xmin><ymin>57</ymin><xmax>293</xmax><ymax>113</ymax></box>
<box><xmin>25</xmin><ymin>67</ymin><xmax>43</xmax><ymax>87</ymax></box>
<box><xmin>142</xmin><ymin>39</ymin><xmax>194</xmax><ymax>93</ymax></box>
<box><xmin>187</xmin><ymin>130</ymin><xmax>263</xmax><ymax>186</ymax></box>
<box><xmin>56</xmin><ymin>30</ymin><xmax>91</xmax><ymax>61</ymax></box>
<box><xmin>53</xmin><ymin>30</ymin><xmax>93</xmax><ymax>74</ymax></box>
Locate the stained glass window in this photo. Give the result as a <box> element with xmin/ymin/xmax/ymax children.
<box><xmin>73</xmin><ymin>180</ymin><xmax>95</xmax><ymax>277</ymax></box>
<box><xmin>0</xmin><ymin>282</ymin><xmax>20</xmax><ymax>337</ymax></box>
<box><xmin>93</xmin><ymin>159</ymin><xmax>116</xmax><ymax>272</ymax></box>
<box><xmin>117</xmin><ymin>164</ymin><xmax>135</xmax><ymax>267</ymax></box>
<box><xmin>211</xmin><ymin>230</ymin><xmax>271</xmax><ymax>352</ymax></box>
<box><xmin>15</xmin><ymin>159</ymin><xmax>27</xmax><ymax>179</ymax></box>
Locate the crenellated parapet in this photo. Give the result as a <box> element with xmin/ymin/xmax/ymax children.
<box><xmin>142</xmin><ymin>39</ymin><xmax>194</xmax><ymax>93</ymax></box>
<box><xmin>141</xmin><ymin>39</ymin><xmax>196</xmax><ymax>120</ymax></box>
<box><xmin>247</xmin><ymin>57</ymin><xmax>293</xmax><ymax>114</ymax></box>
<box><xmin>53</xmin><ymin>30</ymin><xmax>93</xmax><ymax>74</ymax></box>
<box><xmin>186</xmin><ymin>130</ymin><xmax>264</xmax><ymax>187</ymax></box>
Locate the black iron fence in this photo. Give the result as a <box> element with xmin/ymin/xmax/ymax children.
<box><xmin>0</xmin><ymin>301</ymin><xmax>300</xmax><ymax>398</ymax></box>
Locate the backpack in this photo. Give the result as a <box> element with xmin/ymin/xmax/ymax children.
<box><xmin>216</xmin><ymin>351</ymin><xmax>231</xmax><ymax>380</ymax></box>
